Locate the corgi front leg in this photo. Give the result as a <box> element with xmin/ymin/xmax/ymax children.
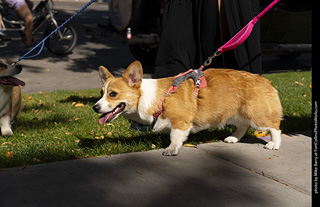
<box><xmin>163</xmin><ymin>127</ymin><xmax>192</xmax><ymax>156</ymax></box>
<box><xmin>0</xmin><ymin>114</ymin><xmax>13</xmax><ymax>136</ymax></box>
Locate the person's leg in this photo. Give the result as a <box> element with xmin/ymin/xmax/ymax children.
<box><xmin>196</xmin><ymin>0</ymin><xmax>223</xmax><ymax>69</ymax></box>
<box><xmin>153</xmin><ymin>0</ymin><xmax>196</xmax><ymax>78</ymax></box>
<box><xmin>15</xmin><ymin>3</ymin><xmax>33</xmax><ymax>46</ymax></box>
<box><xmin>223</xmin><ymin>0</ymin><xmax>262</xmax><ymax>74</ymax></box>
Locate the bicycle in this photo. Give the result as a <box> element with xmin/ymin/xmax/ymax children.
<box><xmin>0</xmin><ymin>0</ymin><xmax>77</xmax><ymax>55</ymax></box>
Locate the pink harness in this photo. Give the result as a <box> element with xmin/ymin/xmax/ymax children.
<box><xmin>152</xmin><ymin>0</ymin><xmax>281</xmax><ymax>120</ymax></box>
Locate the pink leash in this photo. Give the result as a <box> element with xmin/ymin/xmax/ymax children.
<box><xmin>203</xmin><ymin>0</ymin><xmax>281</xmax><ymax>67</ymax></box>
<box><xmin>153</xmin><ymin>0</ymin><xmax>281</xmax><ymax>120</ymax></box>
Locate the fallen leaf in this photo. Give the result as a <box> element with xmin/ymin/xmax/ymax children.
<box><xmin>5</xmin><ymin>152</ymin><xmax>14</xmax><ymax>158</ymax></box>
<box><xmin>254</xmin><ymin>130</ymin><xmax>270</xmax><ymax>138</ymax></box>
<box><xmin>294</xmin><ymin>81</ymin><xmax>304</xmax><ymax>86</ymax></box>
<box><xmin>309</xmin><ymin>84</ymin><xmax>312</xmax><ymax>88</ymax></box>
<box><xmin>32</xmin><ymin>158</ymin><xmax>41</xmax><ymax>163</ymax></box>
<box><xmin>183</xmin><ymin>143</ymin><xmax>197</xmax><ymax>148</ymax></box>
<box><xmin>151</xmin><ymin>144</ymin><xmax>156</xmax><ymax>148</ymax></box>
<box><xmin>44</xmin><ymin>68</ymin><xmax>50</xmax><ymax>71</ymax></box>
<box><xmin>1</xmin><ymin>142</ymin><xmax>12</xmax><ymax>146</ymax></box>
<box><xmin>72</xmin><ymin>102</ymin><xmax>85</xmax><ymax>107</ymax></box>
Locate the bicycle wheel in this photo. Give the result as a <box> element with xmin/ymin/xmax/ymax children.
<box><xmin>44</xmin><ymin>22</ymin><xmax>77</xmax><ymax>55</ymax></box>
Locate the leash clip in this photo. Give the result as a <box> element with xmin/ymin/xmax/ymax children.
<box><xmin>203</xmin><ymin>50</ymin><xmax>221</xmax><ymax>67</ymax></box>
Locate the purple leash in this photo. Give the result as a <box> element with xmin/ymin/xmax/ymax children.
<box><xmin>203</xmin><ymin>0</ymin><xmax>281</xmax><ymax>67</ymax></box>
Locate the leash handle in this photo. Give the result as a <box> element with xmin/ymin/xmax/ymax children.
<box><xmin>203</xmin><ymin>0</ymin><xmax>281</xmax><ymax>68</ymax></box>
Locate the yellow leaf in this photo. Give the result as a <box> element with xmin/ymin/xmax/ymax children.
<box><xmin>44</xmin><ymin>68</ymin><xmax>50</xmax><ymax>71</ymax></box>
<box><xmin>183</xmin><ymin>143</ymin><xmax>197</xmax><ymax>148</ymax></box>
<box><xmin>1</xmin><ymin>142</ymin><xmax>12</xmax><ymax>146</ymax></box>
<box><xmin>254</xmin><ymin>130</ymin><xmax>270</xmax><ymax>137</ymax></box>
<box><xmin>151</xmin><ymin>144</ymin><xmax>156</xmax><ymax>148</ymax></box>
<box><xmin>309</xmin><ymin>84</ymin><xmax>312</xmax><ymax>88</ymax></box>
<box><xmin>294</xmin><ymin>81</ymin><xmax>304</xmax><ymax>86</ymax></box>
<box><xmin>72</xmin><ymin>102</ymin><xmax>85</xmax><ymax>107</ymax></box>
<box><xmin>5</xmin><ymin>152</ymin><xmax>14</xmax><ymax>158</ymax></box>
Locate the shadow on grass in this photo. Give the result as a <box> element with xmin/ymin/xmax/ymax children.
<box><xmin>281</xmin><ymin>115</ymin><xmax>312</xmax><ymax>134</ymax></box>
<box><xmin>77</xmin><ymin>127</ymin><xmax>250</xmax><ymax>150</ymax></box>
<box><xmin>59</xmin><ymin>95</ymin><xmax>100</xmax><ymax>105</ymax></box>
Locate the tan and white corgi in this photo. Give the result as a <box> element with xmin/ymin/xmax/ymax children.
<box><xmin>0</xmin><ymin>59</ymin><xmax>24</xmax><ymax>136</ymax></box>
<box><xmin>93</xmin><ymin>61</ymin><xmax>282</xmax><ymax>156</ymax></box>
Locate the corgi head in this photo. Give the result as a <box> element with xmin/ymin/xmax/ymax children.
<box><xmin>93</xmin><ymin>61</ymin><xmax>143</xmax><ymax>125</ymax></box>
<box><xmin>0</xmin><ymin>59</ymin><xmax>25</xmax><ymax>87</ymax></box>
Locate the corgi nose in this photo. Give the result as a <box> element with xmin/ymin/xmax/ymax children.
<box><xmin>93</xmin><ymin>104</ymin><xmax>101</xmax><ymax>113</ymax></box>
<box><xmin>15</xmin><ymin>64</ymin><xmax>22</xmax><ymax>73</ymax></box>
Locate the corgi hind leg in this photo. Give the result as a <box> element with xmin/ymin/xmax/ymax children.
<box><xmin>224</xmin><ymin>123</ymin><xmax>250</xmax><ymax>144</ymax></box>
<box><xmin>264</xmin><ymin>128</ymin><xmax>281</xmax><ymax>150</ymax></box>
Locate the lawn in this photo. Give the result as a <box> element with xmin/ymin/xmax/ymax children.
<box><xmin>0</xmin><ymin>71</ymin><xmax>312</xmax><ymax>168</ymax></box>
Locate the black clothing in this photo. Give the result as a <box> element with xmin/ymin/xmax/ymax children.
<box><xmin>153</xmin><ymin>0</ymin><xmax>261</xmax><ymax>78</ymax></box>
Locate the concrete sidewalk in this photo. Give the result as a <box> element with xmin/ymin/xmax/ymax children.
<box><xmin>0</xmin><ymin>132</ymin><xmax>311</xmax><ymax>207</ymax></box>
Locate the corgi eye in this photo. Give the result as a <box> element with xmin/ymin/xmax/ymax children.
<box><xmin>109</xmin><ymin>91</ymin><xmax>118</xmax><ymax>98</ymax></box>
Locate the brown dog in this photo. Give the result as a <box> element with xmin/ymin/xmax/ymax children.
<box><xmin>93</xmin><ymin>61</ymin><xmax>282</xmax><ymax>156</ymax></box>
<box><xmin>0</xmin><ymin>59</ymin><xmax>24</xmax><ymax>136</ymax></box>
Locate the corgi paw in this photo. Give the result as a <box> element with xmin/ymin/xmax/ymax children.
<box><xmin>1</xmin><ymin>128</ymin><xmax>13</xmax><ymax>137</ymax></box>
<box><xmin>163</xmin><ymin>146</ymin><xmax>180</xmax><ymax>156</ymax></box>
<box><xmin>264</xmin><ymin>141</ymin><xmax>280</xmax><ymax>150</ymax></box>
<box><xmin>224</xmin><ymin>136</ymin><xmax>239</xmax><ymax>143</ymax></box>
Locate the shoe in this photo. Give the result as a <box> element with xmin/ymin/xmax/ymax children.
<box><xmin>129</xmin><ymin>121</ymin><xmax>154</xmax><ymax>133</ymax></box>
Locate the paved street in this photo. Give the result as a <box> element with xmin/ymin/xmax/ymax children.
<box><xmin>0</xmin><ymin>132</ymin><xmax>312</xmax><ymax>207</ymax></box>
<box><xmin>0</xmin><ymin>1</ymin><xmax>138</xmax><ymax>93</ymax></box>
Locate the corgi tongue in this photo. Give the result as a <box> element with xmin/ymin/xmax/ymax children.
<box><xmin>99</xmin><ymin>113</ymin><xmax>114</xmax><ymax>125</ymax></box>
<box><xmin>0</xmin><ymin>77</ymin><xmax>25</xmax><ymax>86</ymax></box>
<box><xmin>98</xmin><ymin>103</ymin><xmax>125</xmax><ymax>125</ymax></box>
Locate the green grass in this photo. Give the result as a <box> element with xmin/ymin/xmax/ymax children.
<box><xmin>0</xmin><ymin>71</ymin><xmax>312</xmax><ymax>168</ymax></box>
<box><xmin>262</xmin><ymin>71</ymin><xmax>312</xmax><ymax>133</ymax></box>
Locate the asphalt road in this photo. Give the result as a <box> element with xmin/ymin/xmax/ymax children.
<box><xmin>0</xmin><ymin>1</ymin><xmax>312</xmax><ymax>93</ymax></box>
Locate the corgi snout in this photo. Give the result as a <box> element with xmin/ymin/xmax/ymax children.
<box><xmin>93</xmin><ymin>104</ymin><xmax>101</xmax><ymax>113</ymax></box>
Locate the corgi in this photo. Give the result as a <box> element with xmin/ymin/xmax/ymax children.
<box><xmin>93</xmin><ymin>61</ymin><xmax>282</xmax><ymax>156</ymax></box>
<box><xmin>0</xmin><ymin>59</ymin><xmax>24</xmax><ymax>136</ymax></box>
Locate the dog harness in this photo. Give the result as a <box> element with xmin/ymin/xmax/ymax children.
<box><xmin>152</xmin><ymin>66</ymin><xmax>207</xmax><ymax>120</ymax></box>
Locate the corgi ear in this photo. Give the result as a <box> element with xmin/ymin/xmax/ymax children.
<box><xmin>122</xmin><ymin>61</ymin><xmax>143</xmax><ymax>87</ymax></box>
<box><xmin>99</xmin><ymin>66</ymin><xmax>114</xmax><ymax>83</ymax></box>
